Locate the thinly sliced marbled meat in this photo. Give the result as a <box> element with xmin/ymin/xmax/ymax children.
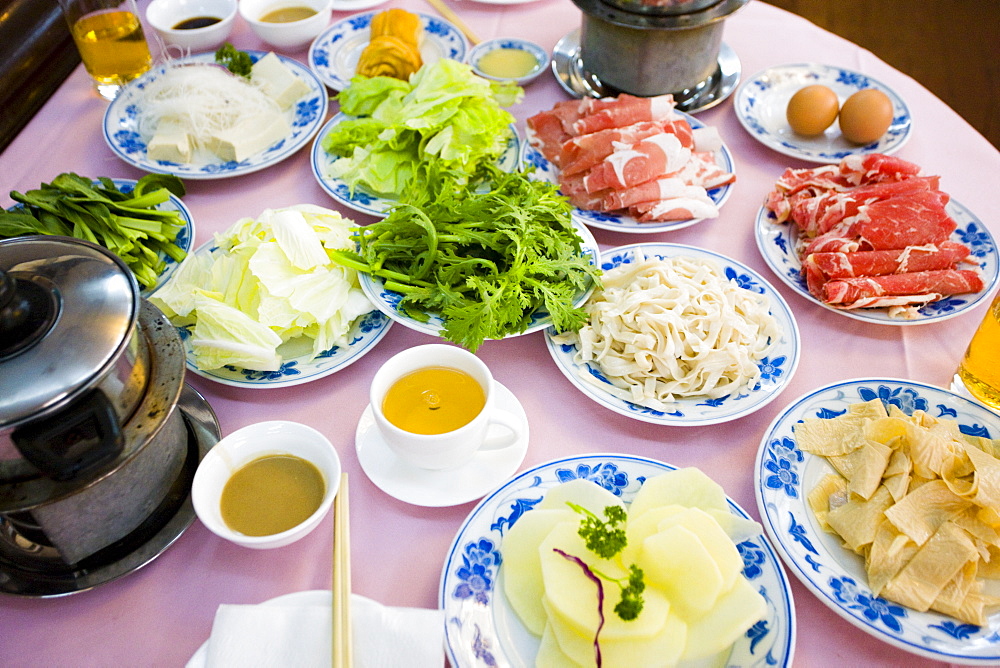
<box><xmin>801</xmin><ymin>189</ymin><xmax>955</xmax><ymax>254</ymax></box>
<box><xmin>629</xmin><ymin>192</ymin><xmax>720</xmax><ymax>222</ymax></box>
<box><xmin>582</xmin><ymin>133</ymin><xmax>691</xmax><ymax>193</ymax></box>
<box><xmin>790</xmin><ymin>175</ymin><xmax>942</xmax><ymax>236</ymax></box>
<box><xmin>802</xmin><ymin>242</ymin><xmax>974</xmax><ymax>297</ymax></box>
<box><xmin>559</xmin><ymin>119</ymin><xmax>693</xmax><ymax>176</ymax></box>
<box><xmin>822</xmin><ymin>269</ymin><xmax>984</xmax><ymax>309</ymax></box>
<box><xmin>571</xmin><ymin>94</ymin><xmax>678</xmax><ymax>136</ymax></box>
<box><xmin>840</xmin><ymin>153</ymin><xmax>924</xmax><ymax>186</ymax></box>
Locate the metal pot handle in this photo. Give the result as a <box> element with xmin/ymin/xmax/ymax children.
<box><xmin>11</xmin><ymin>390</ymin><xmax>125</xmax><ymax>481</ymax></box>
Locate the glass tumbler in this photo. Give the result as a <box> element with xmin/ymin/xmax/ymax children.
<box><xmin>58</xmin><ymin>0</ymin><xmax>152</xmax><ymax>100</ymax></box>
<box><xmin>955</xmin><ymin>289</ymin><xmax>1000</xmax><ymax>411</ymax></box>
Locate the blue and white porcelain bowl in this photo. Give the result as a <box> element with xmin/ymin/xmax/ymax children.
<box><xmin>467</xmin><ymin>37</ymin><xmax>549</xmax><ymax>85</ymax></box>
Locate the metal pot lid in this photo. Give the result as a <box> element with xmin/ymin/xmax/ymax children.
<box><xmin>0</xmin><ymin>236</ymin><xmax>139</xmax><ymax>428</ymax></box>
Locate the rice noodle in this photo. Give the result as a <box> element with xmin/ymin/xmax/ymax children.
<box><xmin>129</xmin><ymin>64</ymin><xmax>284</xmax><ymax>149</ymax></box>
<box><xmin>556</xmin><ymin>254</ymin><xmax>782</xmax><ymax>409</ymax></box>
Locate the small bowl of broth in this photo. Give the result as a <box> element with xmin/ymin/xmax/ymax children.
<box><xmin>468</xmin><ymin>37</ymin><xmax>549</xmax><ymax>86</ymax></box>
<box><xmin>192</xmin><ymin>421</ymin><xmax>341</xmax><ymax>549</ymax></box>
<box><xmin>146</xmin><ymin>0</ymin><xmax>237</xmax><ymax>53</ymax></box>
<box><xmin>240</xmin><ymin>0</ymin><xmax>332</xmax><ymax>50</ymax></box>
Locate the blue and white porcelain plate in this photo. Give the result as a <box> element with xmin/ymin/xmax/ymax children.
<box><xmin>755</xmin><ymin>198</ymin><xmax>999</xmax><ymax>325</ymax></box>
<box><xmin>521</xmin><ymin>111</ymin><xmax>735</xmax><ymax>234</ymax></box>
<box><xmin>440</xmin><ymin>454</ymin><xmax>797</xmax><ymax>667</ymax></box>
<box><xmin>735</xmin><ymin>63</ymin><xmax>911</xmax><ymax>164</ymax></box>
<box><xmin>311</xmin><ymin>114</ymin><xmax>521</xmax><ymax>217</ymax></box>
<box><xmin>307</xmin><ymin>11</ymin><xmax>468</xmax><ymax>91</ymax></box>
<box><xmin>171</xmin><ymin>243</ymin><xmax>392</xmax><ymax>389</ymax></box>
<box><xmin>5</xmin><ymin>178</ymin><xmax>194</xmax><ymax>296</ymax></box>
<box><xmin>755</xmin><ymin>379</ymin><xmax>1000</xmax><ymax>664</ymax></box>
<box><xmin>103</xmin><ymin>52</ymin><xmax>328</xmax><ymax>180</ymax></box>
<box><xmin>546</xmin><ymin>243</ymin><xmax>800</xmax><ymax>426</ymax></box>
<box><xmin>358</xmin><ymin>218</ymin><xmax>599</xmax><ymax>339</ymax></box>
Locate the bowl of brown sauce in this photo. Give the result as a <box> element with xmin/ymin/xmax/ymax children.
<box><xmin>192</xmin><ymin>420</ymin><xmax>341</xmax><ymax>549</ymax></box>
<box><xmin>146</xmin><ymin>0</ymin><xmax>238</xmax><ymax>53</ymax></box>
<box><xmin>239</xmin><ymin>0</ymin><xmax>332</xmax><ymax>50</ymax></box>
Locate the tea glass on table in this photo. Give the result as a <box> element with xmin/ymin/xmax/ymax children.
<box><xmin>954</xmin><ymin>288</ymin><xmax>1000</xmax><ymax>411</ymax></box>
<box><xmin>57</xmin><ymin>0</ymin><xmax>152</xmax><ymax>100</ymax></box>
<box><xmin>369</xmin><ymin>344</ymin><xmax>526</xmax><ymax>471</ymax></box>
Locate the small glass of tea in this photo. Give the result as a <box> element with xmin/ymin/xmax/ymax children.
<box><xmin>57</xmin><ymin>0</ymin><xmax>152</xmax><ymax>100</ymax></box>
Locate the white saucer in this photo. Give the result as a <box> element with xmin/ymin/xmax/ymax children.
<box><xmin>355</xmin><ymin>382</ymin><xmax>529</xmax><ymax>507</ymax></box>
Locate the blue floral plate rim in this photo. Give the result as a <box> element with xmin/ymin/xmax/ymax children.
<box><xmin>310</xmin><ymin>113</ymin><xmax>522</xmax><ymax>218</ymax></box>
<box><xmin>545</xmin><ymin>242</ymin><xmax>801</xmax><ymax>426</ymax></box>
<box><xmin>439</xmin><ymin>453</ymin><xmax>797</xmax><ymax>667</ymax></box>
<box><xmin>103</xmin><ymin>51</ymin><xmax>328</xmax><ymax>180</ymax></box>
<box><xmin>356</xmin><ymin>217</ymin><xmax>600</xmax><ymax>339</ymax></box>
<box><xmin>168</xmin><ymin>240</ymin><xmax>392</xmax><ymax>389</ymax></box>
<box><xmin>307</xmin><ymin>10</ymin><xmax>468</xmax><ymax>91</ymax></box>
<box><xmin>522</xmin><ymin>109</ymin><xmax>735</xmax><ymax>234</ymax></box>
<box><xmin>755</xmin><ymin>378</ymin><xmax>1000</xmax><ymax>663</ymax></box>
<box><xmin>754</xmin><ymin>197</ymin><xmax>999</xmax><ymax>325</ymax></box>
<box><xmin>734</xmin><ymin>63</ymin><xmax>911</xmax><ymax>164</ymax></box>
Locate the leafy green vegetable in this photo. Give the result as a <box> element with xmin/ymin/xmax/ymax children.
<box><xmin>214</xmin><ymin>43</ymin><xmax>253</xmax><ymax>78</ymax></box>
<box><xmin>0</xmin><ymin>173</ymin><xmax>188</xmax><ymax>289</ymax></box>
<box><xmin>568</xmin><ymin>502</ymin><xmax>628</xmax><ymax>559</ymax></box>
<box><xmin>149</xmin><ymin>205</ymin><xmax>373</xmax><ymax>371</ymax></box>
<box><xmin>569</xmin><ymin>502</ymin><xmax>647</xmax><ymax>622</ymax></box>
<box><xmin>322</xmin><ymin>58</ymin><xmax>523</xmax><ymax>198</ymax></box>
<box><xmin>329</xmin><ymin>164</ymin><xmax>600</xmax><ymax>352</ymax></box>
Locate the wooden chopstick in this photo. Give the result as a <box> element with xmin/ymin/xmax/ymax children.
<box><xmin>333</xmin><ymin>472</ymin><xmax>352</xmax><ymax>668</ymax></box>
<box><xmin>423</xmin><ymin>0</ymin><xmax>482</xmax><ymax>45</ymax></box>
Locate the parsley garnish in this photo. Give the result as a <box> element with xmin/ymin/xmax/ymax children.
<box><xmin>568</xmin><ymin>502</ymin><xmax>646</xmax><ymax>621</ymax></box>
<box><xmin>214</xmin><ymin>43</ymin><xmax>253</xmax><ymax>78</ymax></box>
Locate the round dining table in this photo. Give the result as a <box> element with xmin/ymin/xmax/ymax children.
<box><xmin>2</xmin><ymin>0</ymin><xmax>999</xmax><ymax>666</ymax></box>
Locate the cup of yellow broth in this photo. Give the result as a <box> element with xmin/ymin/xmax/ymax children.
<box><xmin>370</xmin><ymin>344</ymin><xmax>526</xmax><ymax>470</ymax></box>
<box><xmin>57</xmin><ymin>0</ymin><xmax>152</xmax><ymax>100</ymax></box>
<box><xmin>192</xmin><ymin>421</ymin><xmax>341</xmax><ymax>549</ymax></box>
<box><xmin>955</xmin><ymin>289</ymin><xmax>1000</xmax><ymax>411</ymax></box>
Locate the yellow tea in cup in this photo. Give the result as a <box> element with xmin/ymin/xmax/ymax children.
<box><xmin>382</xmin><ymin>366</ymin><xmax>486</xmax><ymax>435</ymax></box>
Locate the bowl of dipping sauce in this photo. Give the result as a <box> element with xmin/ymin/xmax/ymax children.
<box><xmin>239</xmin><ymin>0</ymin><xmax>332</xmax><ymax>50</ymax></box>
<box><xmin>192</xmin><ymin>421</ymin><xmax>341</xmax><ymax>549</ymax></box>
<box><xmin>146</xmin><ymin>0</ymin><xmax>237</xmax><ymax>53</ymax></box>
<box><xmin>468</xmin><ymin>37</ymin><xmax>549</xmax><ymax>85</ymax></box>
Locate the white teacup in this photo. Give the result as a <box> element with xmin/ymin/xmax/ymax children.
<box><xmin>370</xmin><ymin>344</ymin><xmax>525</xmax><ymax>470</ymax></box>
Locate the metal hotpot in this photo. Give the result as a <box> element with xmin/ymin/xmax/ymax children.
<box><xmin>0</xmin><ymin>236</ymin><xmax>189</xmax><ymax>572</ymax></box>
<box><xmin>570</xmin><ymin>0</ymin><xmax>749</xmax><ymax>99</ymax></box>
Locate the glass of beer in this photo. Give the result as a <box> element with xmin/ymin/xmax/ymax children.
<box><xmin>955</xmin><ymin>289</ymin><xmax>1000</xmax><ymax>411</ymax></box>
<box><xmin>58</xmin><ymin>0</ymin><xmax>152</xmax><ymax>100</ymax></box>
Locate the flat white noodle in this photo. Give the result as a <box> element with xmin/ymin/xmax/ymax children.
<box><xmin>129</xmin><ymin>64</ymin><xmax>284</xmax><ymax>150</ymax></box>
<box><xmin>556</xmin><ymin>254</ymin><xmax>781</xmax><ymax>409</ymax></box>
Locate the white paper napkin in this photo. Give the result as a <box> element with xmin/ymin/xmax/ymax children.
<box><xmin>190</xmin><ymin>593</ymin><xmax>445</xmax><ymax>668</ymax></box>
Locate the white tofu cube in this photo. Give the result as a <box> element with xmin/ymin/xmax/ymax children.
<box><xmin>251</xmin><ymin>52</ymin><xmax>310</xmax><ymax>110</ymax></box>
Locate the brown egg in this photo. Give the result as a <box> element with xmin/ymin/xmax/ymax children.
<box><xmin>839</xmin><ymin>89</ymin><xmax>893</xmax><ymax>144</ymax></box>
<box><xmin>786</xmin><ymin>85</ymin><xmax>840</xmax><ymax>136</ymax></box>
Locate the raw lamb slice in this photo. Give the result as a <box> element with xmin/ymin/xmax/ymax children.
<box><xmin>601</xmin><ymin>176</ymin><xmax>692</xmax><ymax>210</ymax></box>
<box><xmin>571</xmin><ymin>94</ymin><xmax>678</xmax><ymax>136</ymax></box>
<box><xmin>765</xmin><ymin>164</ymin><xmax>849</xmax><ymax>222</ymax></box>
<box><xmin>801</xmin><ymin>189</ymin><xmax>955</xmax><ymax>254</ymax></box>
<box><xmin>822</xmin><ymin>269</ymin><xmax>984</xmax><ymax>309</ymax></box>
<box><xmin>802</xmin><ymin>242</ymin><xmax>974</xmax><ymax>297</ymax></box>
<box><xmin>559</xmin><ymin>119</ymin><xmax>694</xmax><ymax>176</ymax></box>
<box><xmin>629</xmin><ymin>192</ymin><xmax>720</xmax><ymax>222</ymax></box>
<box><xmin>583</xmin><ymin>133</ymin><xmax>691</xmax><ymax>193</ymax></box>
<box><xmin>789</xmin><ymin>176</ymin><xmax>942</xmax><ymax>236</ymax></box>
<box><xmin>840</xmin><ymin>153</ymin><xmax>923</xmax><ymax>186</ymax></box>
<box><xmin>674</xmin><ymin>151</ymin><xmax>735</xmax><ymax>190</ymax></box>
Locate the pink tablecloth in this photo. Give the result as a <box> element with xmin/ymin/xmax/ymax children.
<box><xmin>2</xmin><ymin>0</ymin><xmax>999</xmax><ymax>666</ymax></box>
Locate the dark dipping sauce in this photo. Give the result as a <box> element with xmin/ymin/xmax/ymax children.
<box><xmin>173</xmin><ymin>16</ymin><xmax>222</xmax><ymax>30</ymax></box>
